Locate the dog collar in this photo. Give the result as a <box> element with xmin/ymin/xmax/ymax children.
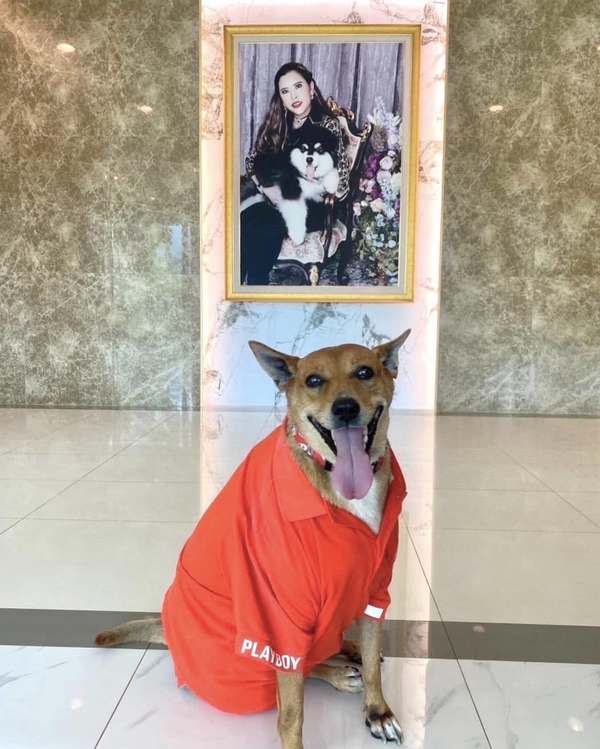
<box><xmin>290</xmin><ymin>424</ymin><xmax>383</xmax><ymax>474</ymax></box>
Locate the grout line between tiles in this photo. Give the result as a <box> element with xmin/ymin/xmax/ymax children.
<box><xmin>93</xmin><ymin>645</ymin><xmax>149</xmax><ymax>749</ymax></box>
<box><xmin>402</xmin><ymin>520</ymin><xmax>494</xmax><ymax>749</ymax></box>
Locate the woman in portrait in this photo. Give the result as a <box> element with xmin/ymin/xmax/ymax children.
<box><xmin>240</xmin><ymin>62</ymin><xmax>350</xmax><ymax>285</ymax></box>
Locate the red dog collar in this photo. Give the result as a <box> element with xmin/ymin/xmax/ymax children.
<box><xmin>290</xmin><ymin>423</ymin><xmax>383</xmax><ymax>473</ymax></box>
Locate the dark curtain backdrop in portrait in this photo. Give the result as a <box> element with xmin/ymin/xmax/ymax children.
<box><xmin>239</xmin><ymin>42</ymin><xmax>404</xmax><ymax>172</ymax></box>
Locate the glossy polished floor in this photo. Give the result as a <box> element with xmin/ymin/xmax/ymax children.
<box><xmin>1</xmin><ymin>408</ymin><xmax>600</xmax><ymax>748</ymax></box>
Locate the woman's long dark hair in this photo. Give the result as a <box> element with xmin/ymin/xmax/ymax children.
<box><xmin>253</xmin><ymin>62</ymin><xmax>335</xmax><ymax>155</ymax></box>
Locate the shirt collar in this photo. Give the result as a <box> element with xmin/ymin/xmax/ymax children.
<box><xmin>272</xmin><ymin>422</ymin><xmax>329</xmax><ymax>522</ymax></box>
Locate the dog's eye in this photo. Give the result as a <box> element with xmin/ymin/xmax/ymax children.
<box><xmin>305</xmin><ymin>374</ymin><xmax>325</xmax><ymax>388</ymax></box>
<box><xmin>355</xmin><ymin>366</ymin><xmax>374</xmax><ymax>381</ymax></box>
<box><xmin>301</xmin><ymin>144</ymin><xmax>309</xmax><ymax>152</ymax></box>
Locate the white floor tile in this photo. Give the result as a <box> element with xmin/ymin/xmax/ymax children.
<box><xmin>516</xmin><ymin>460</ymin><xmax>600</xmax><ymax>492</ymax></box>
<box><xmin>31</xmin><ymin>481</ymin><xmax>203</xmax><ymax>522</ymax></box>
<box><xmin>0</xmin><ymin>519</ymin><xmax>193</xmax><ymax>610</ymax></box>
<box><xmin>0</xmin><ymin>518</ymin><xmax>18</xmax><ymax>532</ymax></box>
<box><xmin>0</xmin><ymin>453</ymin><xmax>112</xmax><ymax>481</ymax></box>
<box><xmin>388</xmin><ymin>524</ymin><xmax>441</xmax><ymax>621</ymax></box>
<box><xmin>0</xmin><ymin>479</ymin><xmax>74</xmax><ymax>517</ymax></box>
<box><xmin>0</xmin><ymin>645</ymin><xmax>143</xmax><ymax>749</ymax></box>
<box><xmin>0</xmin><ymin>409</ymin><xmax>83</xmax><ymax>439</ymax></box>
<box><xmin>402</xmin><ymin>487</ymin><xmax>599</xmax><ymax>532</ymax></box>
<box><xmin>98</xmin><ymin>652</ymin><xmax>489</xmax><ymax>749</ymax></box>
<box><xmin>0</xmin><ymin>439</ymin><xmax>33</xmax><ymax>455</ymax></box>
<box><xmin>12</xmin><ymin>436</ymin><xmax>133</xmax><ymax>457</ymax></box>
<box><xmin>461</xmin><ymin>660</ymin><xmax>600</xmax><ymax>748</ymax></box>
<box><xmin>410</xmin><ymin>527</ymin><xmax>600</xmax><ymax>625</ymax></box>
<box><xmin>557</xmin><ymin>492</ymin><xmax>600</xmax><ymax>528</ymax></box>
<box><xmin>432</xmin><ymin>460</ymin><xmax>549</xmax><ymax>491</ymax></box>
<box><xmin>84</xmin><ymin>449</ymin><xmax>201</xmax><ymax>483</ymax></box>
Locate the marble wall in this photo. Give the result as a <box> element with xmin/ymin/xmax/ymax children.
<box><xmin>438</xmin><ymin>0</ymin><xmax>600</xmax><ymax>414</ymax></box>
<box><xmin>201</xmin><ymin>1</ymin><xmax>448</xmax><ymax>410</ymax></box>
<box><xmin>0</xmin><ymin>0</ymin><xmax>200</xmax><ymax>408</ymax></box>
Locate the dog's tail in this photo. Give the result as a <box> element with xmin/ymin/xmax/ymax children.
<box><xmin>95</xmin><ymin>617</ymin><xmax>165</xmax><ymax>647</ymax></box>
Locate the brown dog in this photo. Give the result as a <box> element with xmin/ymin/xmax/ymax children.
<box><xmin>95</xmin><ymin>332</ymin><xmax>410</xmax><ymax>748</ymax></box>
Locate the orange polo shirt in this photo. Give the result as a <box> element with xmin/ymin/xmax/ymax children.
<box><xmin>161</xmin><ymin>423</ymin><xmax>406</xmax><ymax>714</ymax></box>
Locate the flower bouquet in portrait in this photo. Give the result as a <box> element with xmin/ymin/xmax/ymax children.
<box><xmin>351</xmin><ymin>98</ymin><xmax>403</xmax><ymax>285</ymax></box>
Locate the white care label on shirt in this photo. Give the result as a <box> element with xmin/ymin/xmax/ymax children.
<box><xmin>364</xmin><ymin>604</ymin><xmax>384</xmax><ymax>619</ymax></box>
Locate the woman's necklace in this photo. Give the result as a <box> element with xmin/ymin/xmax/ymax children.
<box><xmin>293</xmin><ymin>112</ymin><xmax>309</xmax><ymax>128</ymax></box>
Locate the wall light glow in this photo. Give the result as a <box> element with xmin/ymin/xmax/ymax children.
<box><xmin>488</xmin><ymin>104</ymin><xmax>504</xmax><ymax>112</ymax></box>
<box><xmin>56</xmin><ymin>43</ymin><xmax>76</xmax><ymax>54</ymax></box>
<box><xmin>137</xmin><ymin>105</ymin><xmax>154</xmax><ymax>114</ymax></box>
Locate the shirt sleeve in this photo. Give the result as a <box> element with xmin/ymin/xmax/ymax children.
<box><xmin>227</xmin><ymin>513</ymin><xmax>316</xmax><ymax>674</ymax></box>
<box><xmin>363</xmin><ymin>519</ymin><xmax>399</xmax><ymax>621</ymax></box>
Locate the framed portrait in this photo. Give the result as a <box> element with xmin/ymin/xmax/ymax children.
<box><xmin>224</xmin><ymin>25</ymin><xmax>420</xmax><ymax>302</ymax></box>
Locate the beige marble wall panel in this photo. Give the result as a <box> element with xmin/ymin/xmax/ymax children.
<box><xmin>438</xmin><ymin>0</ymin><xmax>600</xmax><ymax>415</ymax></box>
<box><xmin>0</xmin><ymin>0</ymin><xmax>200</xmax><ymax>409</ymax></box>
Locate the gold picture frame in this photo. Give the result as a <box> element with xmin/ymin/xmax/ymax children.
<box><xmin>224</xmin><ymin>24</ymin><xmax>420</xmax><ymax>302</ymax></box>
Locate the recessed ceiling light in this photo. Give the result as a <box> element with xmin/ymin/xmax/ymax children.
<box><xmin>56</xmin><ymin>43</ymin><xmax>76</xmax><ymax>54</ymax></box>
<box><xmin>137</xmin><ymin>105</ymin><xmax>154</xmax><ymax>114</ymax></box>
<box><xmin>488</xmin><ymin>104</ymin><xmax>504</xmax><ymax>112</ymax></box>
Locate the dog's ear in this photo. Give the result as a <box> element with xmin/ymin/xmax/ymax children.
<box><xmin>371</xmin><ymin>329</ymin><xmax>411</xmax><ymax>378</ymax></box>
<box><xmin>248</xmin><ymin>341</ymin><xmax>299</xmax><ymax>389</ymax></box>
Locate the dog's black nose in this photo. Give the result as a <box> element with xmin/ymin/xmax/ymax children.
<box><xmin>306</xmin><ymin>156</ymin><xmax>313</xmax><ymax>164</ymax></box>
<box><xmin>331</xmin><ymin>397</ymin><xmax>360</xmax><ymax>424</ymax></box>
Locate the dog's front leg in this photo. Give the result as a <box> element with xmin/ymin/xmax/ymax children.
<box><xmin>360</xmin><ymin>617</ymin><xmax>403</xmax><ymax>744</ymax></box>
<box><xmin>276</xmin><ymin>671</ymin><xmax>304</xmax><ymax>749</ymax></box>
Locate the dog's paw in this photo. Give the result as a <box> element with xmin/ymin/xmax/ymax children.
<box><xmin>330</xmin><ymin>665</ymin><xmax>363</xmax><ymax>693</ymax></box>
<box><xmin>365</xmin><ymin>706</ymin><xmax>403</xmax><ymax>744</ymax></box>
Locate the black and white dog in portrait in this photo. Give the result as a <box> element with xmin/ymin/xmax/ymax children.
<box><xmin>242</xmin><ymin>124</ymin><xmax>340</xmax><ymax>246</ymax></box>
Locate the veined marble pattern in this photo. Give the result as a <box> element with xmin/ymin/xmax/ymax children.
<box><xmin>438</xmin><ymin>0</ymin><xmax>600</xmax><ymax>415</ymax></box>
<box><xmin>200</xmin><ymin>0</ymin><xmax>448</xmax><ymax>410</ymax></box>
<box><xmin>461</xmin><ymin>660</ymin><xmax>600</xmax><ymax>748</ymax></box>
<box><xmin>0</xmin><ymin>0</ymin><xmax>200</xmax><ymax>408</ymax></box>
<box><xmin>97</xmin><ymin>653</ymin><xmax>490</xmax><ymax>749</ymax></box>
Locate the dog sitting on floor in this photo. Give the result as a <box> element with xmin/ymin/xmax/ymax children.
<box><xmin>95</xmin><ymin>331</ymin><xmax>410</xmax><ymax>749</ymax></box>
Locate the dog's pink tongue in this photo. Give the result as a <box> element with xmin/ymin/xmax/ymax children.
<box><xmin>306</xmin><ymin>164</ymin><xmax>316</xmax><ymax>180</ymax></box>
<box><xmin>331</xmin><ymin>427</ymin><xmax>373</xmax><ymax>500</ymax></box>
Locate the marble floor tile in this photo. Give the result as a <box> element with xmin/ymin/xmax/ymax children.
<box><xmin>46</xmin><ymin>420</ymin><xmax>170</xmax><ymax>445</ymax></box>
<box><xmin>0</xmin><ymin>518</ymin><xmax>194</xmax><ymax>610</ymax></box>
<box><xmin>97</xmin><ymin>652</ymin><xmax>489</xmax><ymax>749</ymax></box>
<box><xmin>0</xmin><ymin>452</ymin><xmax>112</xmax><ymax>481</ymax></box>
<box><xmin>557</xmin><ymin>492</ymin><xmax>600</xmax><ymax>528</ymax></box>
<box><xmin>431</xmin><ymin>460</ymin><xmax>549</xmax><ymax>492</ymax></box>
<box><xmin>0</xmin><ymin>478</ymin><xmax>74</xmax><ymax>517</ymax></box>
<box><xmin>11</xmin><ymin>436</ymin><xmax>135</xmax><ymax>457</ymax></box>
<box><xmin>0</xmin><ymin>438</ymin><xmax>34</xmax><ymax>454</ymax></box>
<box><xmin>0</xmin><ymin>409</ymin><xmax>85</xmax><ymax>439</ymax></box>
<box><xmin>402</xmin><ymin>487</ymin><xmax>599</xmax><ymax>532</ymax></box>
<box><xmin>513</xmin><ymin>459</ymin><xmax>600</xmax><ymax>492</ymax></box>
<box><xmin>0</xmin><ymin>645</ymin><xmax>143</xmax><ymax>749</ymax></box>
<box><xmin>31</xmin><ymin>480</ymin><xmax>203</xmax><ymax>522</ymax></box>
<box><xmin>83</xmin><ymin>448</ymin><xmax>201</xmax><ymax>483</ymax></box>
<box><xmin>387</xmin><ymin>524</ymin><xmax>441</xmax><ymax>622</ymax></box>
<box><xmin>461</xmin><ymin>660</ymin><xmax>600</xmax><ymax>748</ymax></box>
<box><xmin>409</xmin><ymin>527</ymin><xmax>600</xmax><ymax>625</ymax></box>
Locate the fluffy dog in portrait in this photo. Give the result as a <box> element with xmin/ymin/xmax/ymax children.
<box><xmin>241</xmin><ymin>123</ymin><xmax>340</xmax><ymax>246</ymax></box>
<box><xmin>95</xmin><ymin>332</ymin><xmax>410</xmax><ymax>749</ymax></box>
